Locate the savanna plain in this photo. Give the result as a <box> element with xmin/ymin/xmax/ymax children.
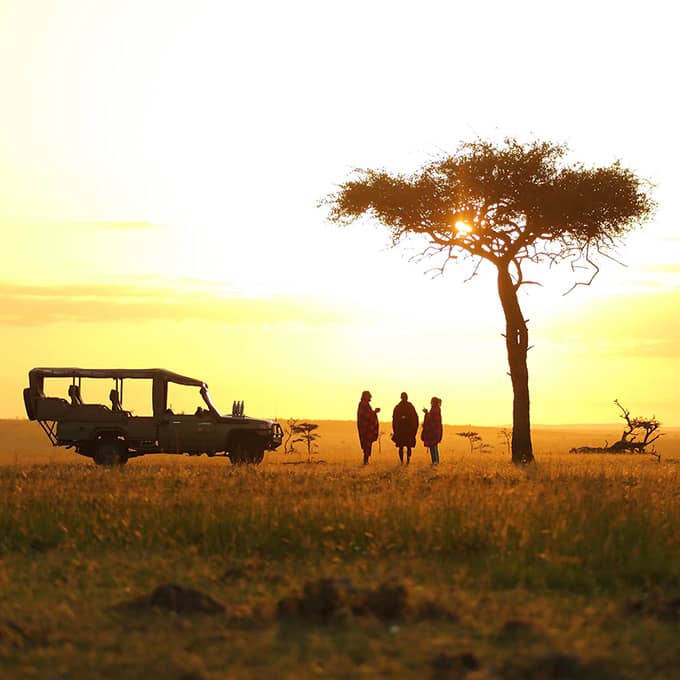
<box><xmin>1</xmin><ymin>420</ymin><xmax>679</xmax><ymax>679</ymax></box>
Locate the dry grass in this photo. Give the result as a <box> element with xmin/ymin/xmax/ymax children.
<box><xmin>1</xmin><ymin>419</ymin><xmax>679</xmax><ymax>678</ymax></box>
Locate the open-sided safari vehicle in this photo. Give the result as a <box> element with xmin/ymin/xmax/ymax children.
<box><xmin>24</xmin><ymin>367</ymin><xmax>283</xmax><ymax>465</ymax></box>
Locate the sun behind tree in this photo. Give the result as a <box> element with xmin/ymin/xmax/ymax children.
<box><xmin>324</xmin><ymin>138</ymin><xmax>655</xmax><ymax>463</ymax></box>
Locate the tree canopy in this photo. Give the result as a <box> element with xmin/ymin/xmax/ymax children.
<box><xmin>327</xmin><ymin>139</ymin><xmax>654</xmax><ymax>287</ymax></box>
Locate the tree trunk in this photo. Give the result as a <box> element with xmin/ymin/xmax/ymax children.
<box><xmin>497</xmin><ymin>266</ymin><xmax>534</xmax><ymax>464</ymax></box>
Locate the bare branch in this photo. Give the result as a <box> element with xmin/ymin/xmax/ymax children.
<box><xmin>463</xmin><ymin>257</ymin><xmax>483</xmax><ymax>283</ymax></box>
<box><xmin>562</xmin><ymin>244</ymin><xmax>601</xmax><ymax>296</ymax></box>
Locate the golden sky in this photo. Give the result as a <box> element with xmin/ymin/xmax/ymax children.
<box><xmin>1</xmin><ymin>1</ymin><xmax>679</xmax><ymax>424</ymax></box>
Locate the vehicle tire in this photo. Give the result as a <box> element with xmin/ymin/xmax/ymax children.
<box><xmin>93</xmin><ymin>437</ymin><xmax>128</xmax><ymax>466</ymax></box>
<box><xmin>229</xmin><ymin>436</ymin><xmax>264</xmax><ymax>465</ymax></box>
<box><xmin>249</xmin><ymin>448</ymin><xmax>265</xmax><ymax>464</ymax></box>
<box><xmin>228</xmin><ymin>438</ymin><xmax>246</xmax><ymax>465</ymax></box>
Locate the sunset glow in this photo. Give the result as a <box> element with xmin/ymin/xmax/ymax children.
<box><xmin>1</xmin><ymin>1</ymin><xmax>679</xmax><ymax>426</ymax></box>
<box><xmin>454</xmin><ymin>221</ymin><xmax>473</xmax><ymax>236</ymax></box>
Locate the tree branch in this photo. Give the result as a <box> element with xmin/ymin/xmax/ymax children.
<box><xmin>562</xmin><ymin>243</ymin><xmax>601</xmax><ymax>296</ymax></box>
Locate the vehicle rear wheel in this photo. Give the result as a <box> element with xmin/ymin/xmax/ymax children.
<box><xmin>229</xmin><ymin>437</ymin><xmax>265</xmax><ymax>465</ymax></box>
<box><xmin>93</xmin><ymin>437</ymin><xmax>128</xmax><ymax>466</ymax></box>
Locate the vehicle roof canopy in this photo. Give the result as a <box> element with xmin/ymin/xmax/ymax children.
<box><xmin>29</xmin><ymin>367</ymin><xmax>206</xmax><ymax>388</ymax></box>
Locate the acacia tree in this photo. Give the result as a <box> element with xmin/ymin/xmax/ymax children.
<box><xmin>325</xmin><ymin>139</ymin><xmax>654</xmax><ymax>463</ymax></box>
<box><xmin>292</xmin><ymin>422</ymin><xmax>320</xmax><ymax>462</ymax></box>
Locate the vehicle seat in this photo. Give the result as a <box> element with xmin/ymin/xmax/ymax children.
<box><xmin>68</xmin><ymin>384</ymin><xmax>83</xmax><ymax>406</ymax></box>
<box><xmin>110</xmin><ymin>389</ymin><xmax>124</xmax><ymax>412</ymax></box>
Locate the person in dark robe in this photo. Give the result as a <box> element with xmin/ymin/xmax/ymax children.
<box><xmin>391</xmin><ymin>391</ymin><xmax>419</xmax><ymax>464</ymax></box>
<box><xmin>421</xmin><ymin>396</ymin><xmax>443</xmax><ymax>465</ymax></box>
<box><xmin>357</xmin><ymin>390</ymin><xmax>380</xmax><ymax>465</ymax></box>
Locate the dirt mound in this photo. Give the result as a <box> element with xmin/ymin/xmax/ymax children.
<box><xmin>500</xmin><ymin>652</ymin><xmax>621</xmax><ymax>679</ymax></box>
<box><xmin>118</xmin><ymin>584</ymin><xmax>225</xmax><ymax>615</ymax></box>
<box><xmin>495</xmin><ymin>618</ymin><xmax>541</xmax><ymax>642</ymax></box>
<box><xmin>277</xmin><ymin>577</ymin><xmax>409</xmax><ymax>623</ymax></box>
<box><xmin>430</xmin><ymin>651</ymin><xmax>479</xmax><ymax>678</ymax></box>
<box><xmin>625</xmin><ymin>594</ymin><xmax>680</xmax><ymax>622</ymax></box>
<box><xmin>277</xmin><ymin>577</ymin><xmax>454</xmax><ymax>624</ymax></box>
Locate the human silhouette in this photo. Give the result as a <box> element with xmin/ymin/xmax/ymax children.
<box><xmin>421</xmin><ymin>397</ymin><xmax>443</xmax><ymax>464</ymax></box>
<box><xmin>357</xmin><ymin>390</ymin><xmax>380</xmax><ymax>465</ymax></box>
<box><xmin>391</xmin><ymin>392</ymin><xmax>418</xmax><ymax>464</ymax></box>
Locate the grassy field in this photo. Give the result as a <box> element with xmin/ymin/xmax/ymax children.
<box><xmin>1</xmin><ymin>420</ymin><xmax>679</xmax><ymax>679</ymax></box>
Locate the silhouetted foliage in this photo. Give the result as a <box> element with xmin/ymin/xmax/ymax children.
<box><xmin>457</xmin><ymin>431</ymin><xmax>492</xmax><ymax>454</ymax></box>
<box><xmin>378</xmin><ymin>428</ymin><xmax>386</xmax><ymax>453</ymax></box>
<box><xmin>571</xmin><ymin>399</ymin><xmax>663</xmax><ymax>461</ymax></box>
<box><xmin>498</xmin><ymin>428</ymin><xmax>512</xmax><ymax>457</ymax></box>
<box><xmin>291</xmin><ymin>421</ymin><xmax>320</xmax><ymax>462</ymax></box>
<box><xmin>282</xmin><ymin>418</ymin><xmax>299</xmax><ymax>455</ymax></box>
<box><xmin>325</xmin><ymin>138</ymin><xmax>655</xmax><ymax>463</ymax></box>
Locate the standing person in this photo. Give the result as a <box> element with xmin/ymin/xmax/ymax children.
<box><xmin>357</xmin><ymin>390</ymin><xmax>380</xmax><ymax>465</ymax></box>
<box><xmin>392</xmin><ymin>392</ymin><xmax>419</xmax><ymax>465</ymax></box>
<box><xmin>421</xmin><ymin>397</ymin><xmax>443</xmax><ymax>465</ymax></box>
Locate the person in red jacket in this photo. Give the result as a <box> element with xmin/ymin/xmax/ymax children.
<box><xmin>357</xmin><ymin>390</ymin><xmax>380</xmax><ymax>465</ymax></box>
<box><xmin>421</xmin><ymin>396</ymin><xmax>442</xmax><ymax>465</ymax></box>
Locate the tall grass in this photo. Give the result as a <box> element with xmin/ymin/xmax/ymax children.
<box><xmin>2</xmin><ymin>456</ymin><xmax>678</xmax><ymax>593</ymax></box>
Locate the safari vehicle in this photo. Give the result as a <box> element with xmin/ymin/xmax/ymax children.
<box><xmin>24</xmin><ymin>367</ymin><xmax>283</xmax><ymax>465</ymax></box>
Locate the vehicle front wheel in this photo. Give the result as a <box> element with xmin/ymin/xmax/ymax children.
<box><xmin>229</xmin><ymin>437</ymin><xmax>265</xmax><ymax>465</ymax></box>
<box><xmin>93</xmin><ymin>437</ymin><xmax>128</xmax><ymax>466</ymax></box>
<box><xmin>248</xmin><ymin>447</ymin><xmax>265</xmax><ymax>464</ymax></box>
